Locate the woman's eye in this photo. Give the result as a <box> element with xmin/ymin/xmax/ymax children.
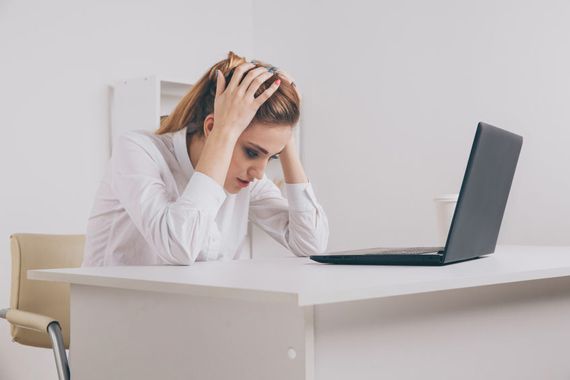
<box><xmin>270</xmin><ymin>154</ymin><xmax>280</xmax><ymax>160</ymax></box>
<box><xmin>245</xmin><ymin>148</ymin><xmax>258</xmax><ymax>158</ymax></box>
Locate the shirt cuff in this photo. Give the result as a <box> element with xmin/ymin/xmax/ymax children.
<box><xmin>182</xmin><ymin>171</ymin><xmax>227</xmax><ymax>218</ymax></box>
<box><xmin>285</xmin><ymin>181</ymin><xmax>320</xmax><ymax>212</ymax></box>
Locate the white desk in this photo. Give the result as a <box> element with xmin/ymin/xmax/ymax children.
<box><xmin>30</xmin><ymin>246</ymin><xmax>570</xmax><ymax>380</ymax></box>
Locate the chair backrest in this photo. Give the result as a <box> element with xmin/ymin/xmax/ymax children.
<box><xmin>10</xmin><ymin>233</ymin><xmax>85</xmax><ymax>348</ymax></box>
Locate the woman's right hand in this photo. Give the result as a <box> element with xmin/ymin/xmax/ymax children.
<box><xmin>213</xmin><ymin>62</ymin><xmax>281</xmax><ymax>137</ymax></box>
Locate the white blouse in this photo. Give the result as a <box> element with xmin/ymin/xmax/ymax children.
<box><xmin>82</xmin><ymin>127</ymin><xmax>329</xmax><ymax>266</ymax></box>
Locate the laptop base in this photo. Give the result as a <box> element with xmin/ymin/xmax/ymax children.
<box><xmin>309</xmin><ymin>253</ymin><xmax>486</xmax><ymax>266</ymax></box>
<box><xmin>310</xmin><ymin>253</ymin><xmax>446</xmax><ymax>266</ymax></box>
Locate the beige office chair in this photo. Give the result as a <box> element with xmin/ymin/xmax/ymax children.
<box><xmin>0</xmin><ymin>233</ymin><xmax>85</xmax><ymax>380</ymax></box>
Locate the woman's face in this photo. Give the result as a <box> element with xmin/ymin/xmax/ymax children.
<box><xmin>224</xmin><ymin>122</ymin><xmax>292</xmax><ymax>193</ymax></box>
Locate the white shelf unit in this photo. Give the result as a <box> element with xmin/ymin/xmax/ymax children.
<box><xmin>110</xmin><ymin>75</ymin><xmax>301</xmax><ymax>259</ymax></box>
<box><xmin>110</xmin><ymin>76</ymin><xmax>194</xmax><ymax>147</ymax></box>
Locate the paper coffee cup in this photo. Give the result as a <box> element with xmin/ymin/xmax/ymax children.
<box><xmin>434</xmin><ymin>194</ymin><xmax>458</xmax><ymax>246</ymax></box>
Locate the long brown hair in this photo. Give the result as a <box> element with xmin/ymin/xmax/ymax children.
<box><xmin>157</xmin><ymin>51</ymin><xmax>300</xmax><ymax>136</ymax></box>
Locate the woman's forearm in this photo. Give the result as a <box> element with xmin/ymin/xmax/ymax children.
<box><xmin>195</xmin><ymin>129</ymin><xmax>240</xmax><ymax>187</ymax></box>
<box><xmin>280</xmin><ymin>138</ymin><xmax>308</xmax><ymax>184</ymax></box>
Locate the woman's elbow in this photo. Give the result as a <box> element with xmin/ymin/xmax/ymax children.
<box><xmin>291</xmin><ymin>237</ymin><xmax>328</xmax><ymax>257</ymax></box>
<box><xmin>158</xmin><ymin>250</ymin><xmax>196</xmax><ymax>266</ymax></box>
<box><xmin>157</xmin><ymin>241</ymin><xmax>200</xmax><ymax>266</ymax></box>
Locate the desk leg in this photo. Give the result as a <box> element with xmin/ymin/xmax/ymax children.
<box><xmin>313</xmin><ymin>277</ymin><xmax>570</xmax><ymax>380</ymax></box>
<box><xmin>69</xmin><ymin>285</ymin><xmax>314</xmax><ymax>380</ymax></box>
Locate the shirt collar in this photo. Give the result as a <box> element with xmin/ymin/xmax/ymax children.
<box><xmin>173</xmin><ymin>127</ymin><xmax>194</xmax><ymax>179</ymax></box>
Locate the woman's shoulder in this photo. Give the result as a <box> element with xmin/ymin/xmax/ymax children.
<box><xmin>111</xmin><ymin>130</ymin><xmax>180</xmax><ymax>175</ymax></box>
<box><xmin>115</xmin><ymin>129</ymin><xmax>165</xmax><ymax>147</ymax></box>
<box><xmin>114</xmin><ymin>129</ymin><xmax>174</xmax><ymax>156</ymax></box>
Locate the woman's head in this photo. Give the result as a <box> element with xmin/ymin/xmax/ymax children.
<box><xmin>158</xmin><ymin>51</ymin><xmax>301</xmax><ymax>194</ymax></box>
<box><xmin>157</xmin><ymin>51</ymin><xmax>300</xmax><ymax>136</ymax></box>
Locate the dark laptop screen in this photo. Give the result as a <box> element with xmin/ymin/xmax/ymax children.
<box><xmin>443</xmin><ymin>122</ymin><xmax>523</xmax><ymax>263</ymax></box>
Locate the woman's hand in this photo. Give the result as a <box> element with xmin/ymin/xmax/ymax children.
<box><xmin>280</xmin><ymin>132</ymin><xmax>308</xmax><ymax>184</ymax></box>
<box><xmin>214</xmin><ymin>62</ymin><xmax>281</xmax><ymax>137</ymax></box>
<box><xmin>272</xmin><ymin>69</ymin><xmax>306</xmax><ymax>183</ymax></box>
<box><xmin>275</xmin><ymin>69</ymin><xmax>302</xmax><ymax>103</ymax></box>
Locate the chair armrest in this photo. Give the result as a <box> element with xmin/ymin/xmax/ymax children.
<box><xmin>5</xmin><ymin>309</ymin><xmax>57</xmax><ymax>333</ymax></box>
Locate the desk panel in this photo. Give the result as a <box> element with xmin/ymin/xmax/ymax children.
<box><xmin>314</xmin><ymin>276</ymin><xmax>570</xmax><ymax>379</ymax></box>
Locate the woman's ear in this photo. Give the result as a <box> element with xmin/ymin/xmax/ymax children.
<box><xmin>202</xmin><ymin>114</ymin><xmax>215</xmax><ymax>138</ymax></box>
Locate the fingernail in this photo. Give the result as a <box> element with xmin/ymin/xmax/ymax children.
<box><xmin>275</xmin><ymin>79</ymin><xmax>281</xmax><ymax>86</ymax></box>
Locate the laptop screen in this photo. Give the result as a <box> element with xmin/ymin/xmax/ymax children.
<box><xmin>442</xmin><ymin>122</ymin><xmax>523</xmax><ymax>263</ymax></box>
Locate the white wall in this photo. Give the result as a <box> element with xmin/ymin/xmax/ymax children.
<box><xmin>252</xmin><ymin>0</ymin><xmax>570</xmax><ymax>251</ymax></box>
<box><xmin>0</xmin><ymin>1</ymin><xmax>254</xmax><ymax>378</ymax></box>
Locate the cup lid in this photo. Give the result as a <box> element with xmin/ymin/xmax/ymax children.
<box><xmin>433</xmin><ymin>193</ymin><xmax>459</xmax><ymax>202</ymax></box>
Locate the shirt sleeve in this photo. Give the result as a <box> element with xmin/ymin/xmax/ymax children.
<box><xmin>110</xmin><ymin>132</ymin><xmax>226</xmax><ymax>265</ymax></box>
<box><xmin>248</xmin><ymin>175</ymin><xmax>329</xmax><ymax>257</ymax></box>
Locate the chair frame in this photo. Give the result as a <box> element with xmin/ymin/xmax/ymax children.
<box><xmin>1</xmin><ymin>308</ymin><xmax>70</xmax><ymax>380</ymax></box>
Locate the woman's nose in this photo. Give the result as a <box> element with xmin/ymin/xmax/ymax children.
<box><xmin>248</xmin><ymin>160</ymin><xmax>268</xmax><ymax>180</ymax></box>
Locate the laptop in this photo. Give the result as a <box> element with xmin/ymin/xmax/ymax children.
<box><xmin>310</xmin><ymin>122</ymin><xmax>523</xmax><ymax>266</ymax></box>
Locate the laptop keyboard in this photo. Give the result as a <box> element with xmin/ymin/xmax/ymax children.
<box><xmin>327</xmin><ymin>246</ymin><xmax>444</xmax><ymax>256</ymax></box>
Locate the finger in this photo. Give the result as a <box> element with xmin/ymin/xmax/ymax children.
<box><xmin>226</xmin><ymin>62</ymin><xmax>256</xmax><ymax>92</ymax></box>
<box><xmin>239</xmin><ymin>66</ymin><xmax>270</xmax><ymax>93</ymax></box>
<box><xmin>244</xmin><ymin>71</ymin><xmax>274</xmax><ymax>98</ymax></box>
<box><xmin>277</xmin><ymin>70</ymin><xmax>301</xmax><ymax>99</ymax></box>
<box><xmin>253</xmin><ymin>79</ymin><xmax>281</xmax><ymax>108</ymax></box>
<box><xmin>215</xmin><ymin>70</ymin><xmax>226</xmax><ymax>97</ymax></box>
<box><xmin>276</xmin><ymin>69</ymin><xmax>294</xmax><ymax>84</ymax></box>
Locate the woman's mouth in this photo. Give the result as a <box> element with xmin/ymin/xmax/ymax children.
<box><xmin>237</xmin><ymin>178</ymin><xmax>250</xmax><ymax>188</ymax></box>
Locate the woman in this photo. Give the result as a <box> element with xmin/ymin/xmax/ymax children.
<box><xmin>82</xmin><ymin>51</ymin><xmax>329</xmax><ymax>266</ymax></box>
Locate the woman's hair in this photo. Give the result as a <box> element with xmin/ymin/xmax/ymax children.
<box><xmin>157</xmin><ymin>51</ymin><xmax>300</xmax><ymax>136</ymax></box>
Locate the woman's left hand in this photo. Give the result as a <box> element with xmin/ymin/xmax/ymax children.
<box><xmin>280</xmin><ymin>129</ymin><xmax>308</xmax><ymax>184</ymax></box>
<box><xmin>274</xmin><ymin>68</ymin><xmax>307</xmax><ymax>183</ymax></box>
<box><xmin>281</xmin><ymin>132</ymin><xmax>296</xmax><ymax>155</ymax></box>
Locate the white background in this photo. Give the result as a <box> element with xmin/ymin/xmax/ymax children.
<box><xmin>0</xmin><ymin>1</ymin><xmax>255</xmax><ymax>378</ymax></box>
<box><xmin>2</xmin><ymin>0</ymin><xmax>570</xmax><ymax>378</ymax></box>
<box><xmin>253</xmin><ymin>0</ymin><xmax>570</xmax><ymax>250</ymax></box>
